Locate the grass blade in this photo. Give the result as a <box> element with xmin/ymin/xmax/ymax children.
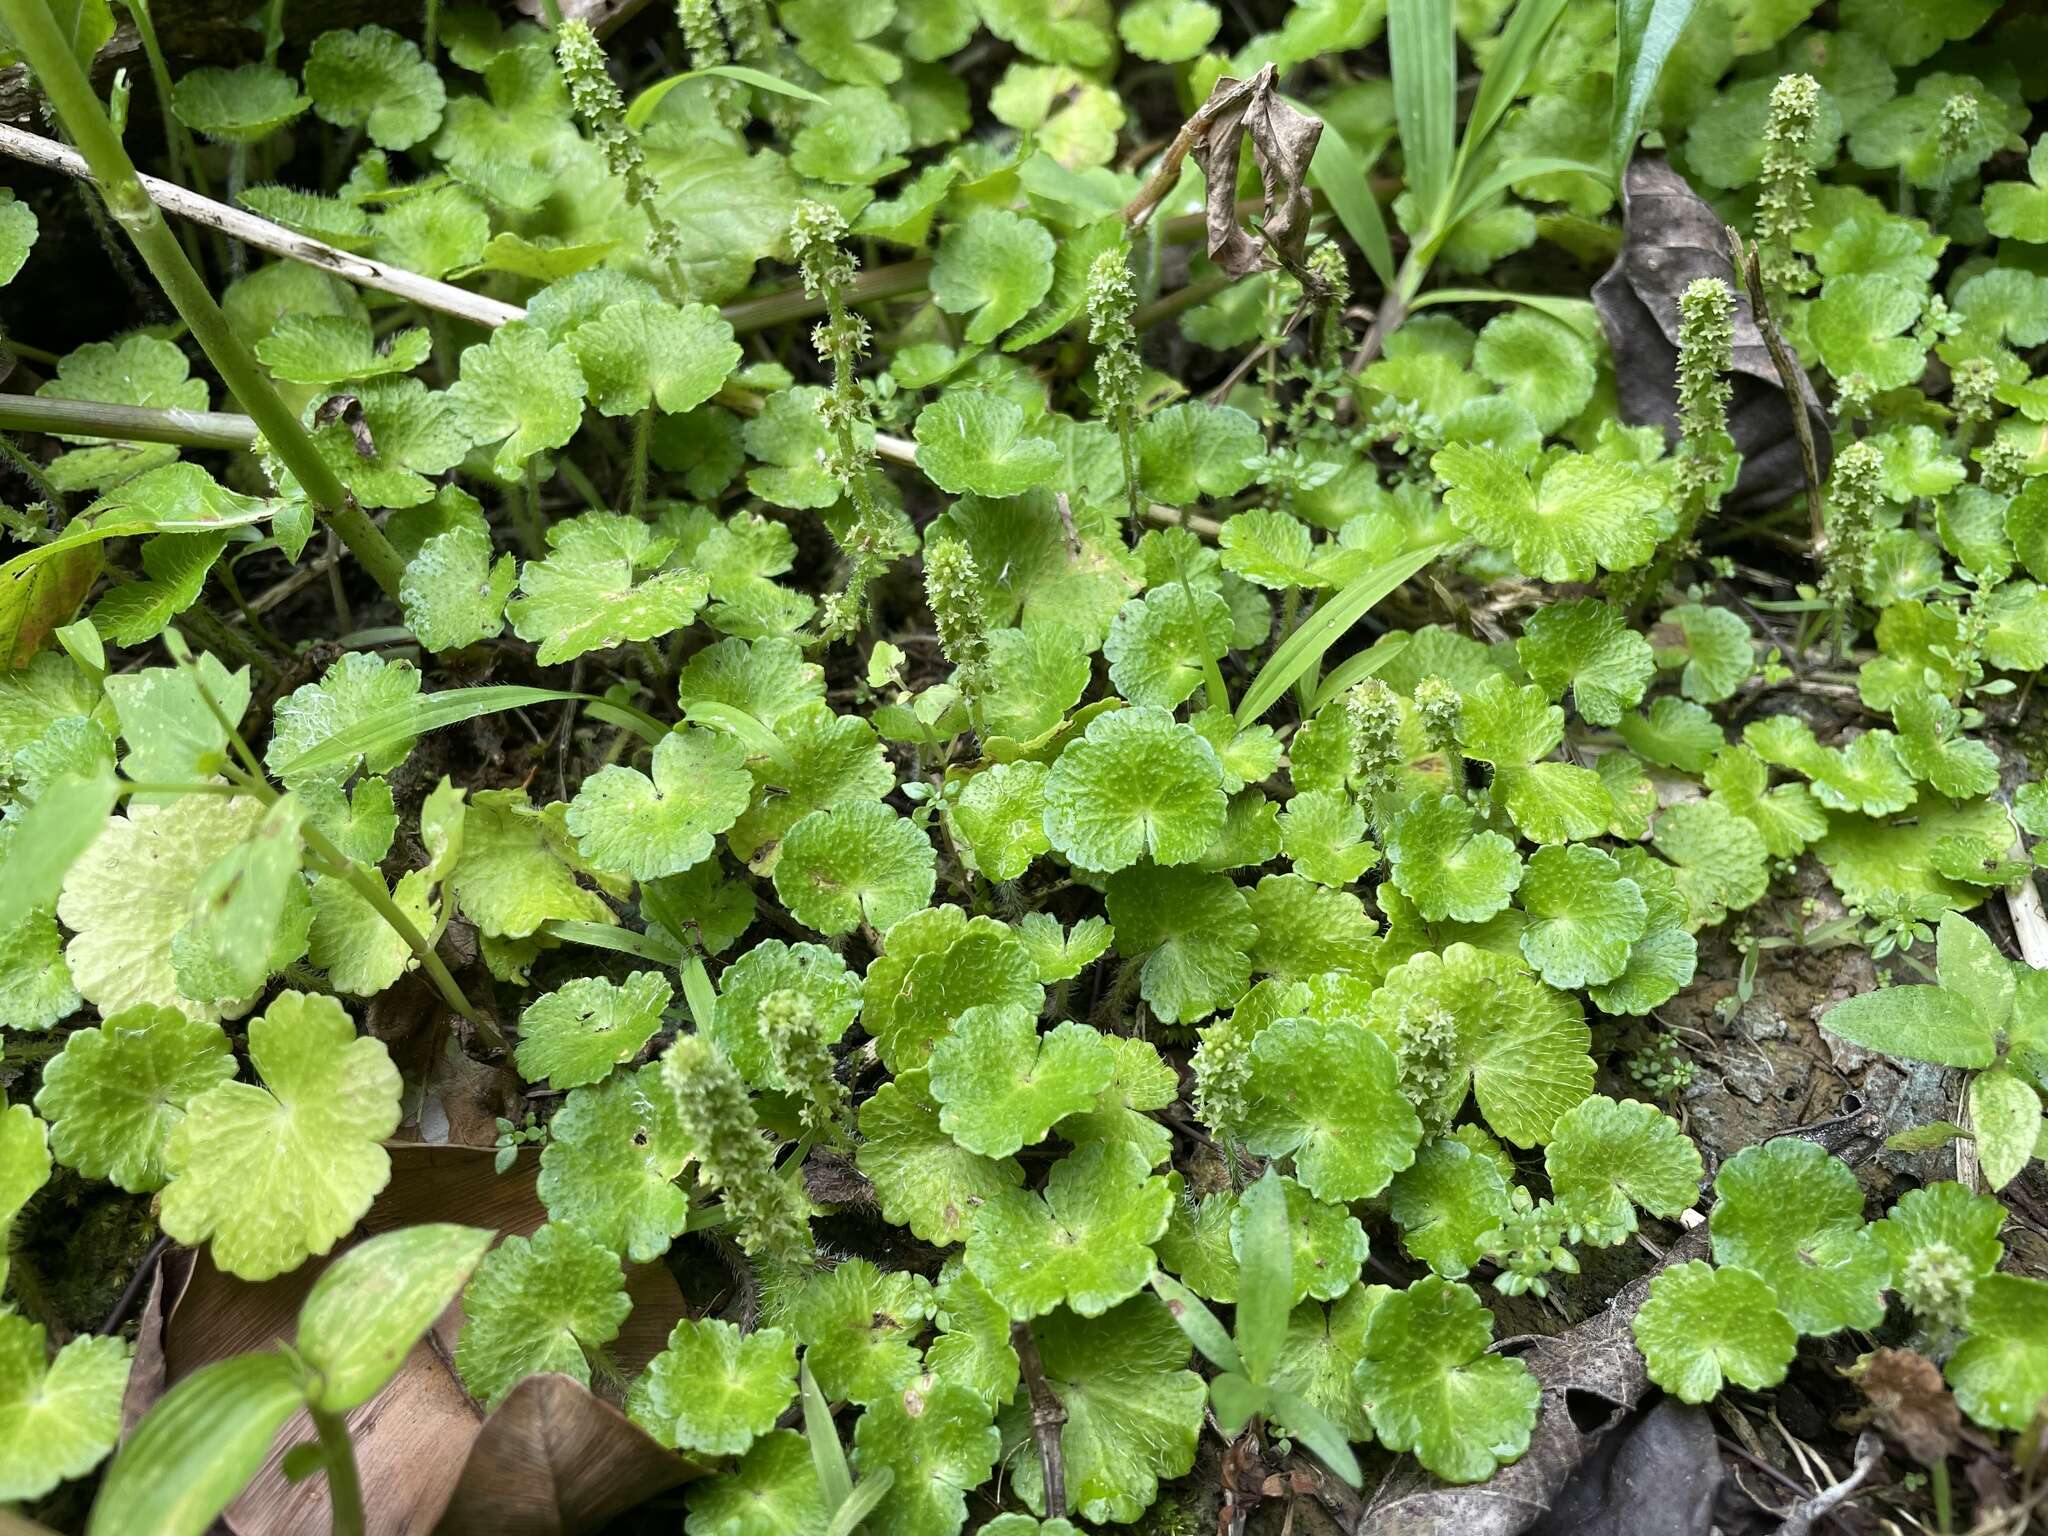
<box><xmin>1387</xmin><ymin>0</ymin><xmax>1458</xmax><ymax>229</ymax></box>
<box><xmin>800</xmin><ymin>1358</ymin><xmax>854</xmax><ymax>1513</ymax></box>
<box><xmin>1236</xmin><ymin>545</ymin><xmax>1442</xmax><ymax>728</ymax></box>
<box><xmin>1459</xmin><ymin>0</ymin><xmax>1569</xmax><ymax>170</ymax></box>
<box><xmin>1148</xmin><ymin>1273</ymin><xmax>1243</xmax><ymax>1375</ymax></box>
<box><xmin>1308</xmin><ymin>633</ymin><xmax>1410</xmax><ymax>715</ymax></box>
<box><xmin>273</xmin><ymin>684</ymin><xmax>667</xmax><ymax>779</ymax></box>
<box><xmin>624</xmin><ymin>64</ymin><xmax>825</xmax><ymax>131</ymax></box>
<box><xmin>822</xmin><ymin>1468</ymin><xmax>894</xmax><ymax>1536</ymax></box>
<box><xmin>1612</xmin><ymin>0</ymin><xmax>1703</xmax><ymax>174</ymax></box>
<box><xmin>1234</xmin><ymin>1171</ymin><xmax>1292</xmax><ymax>1386</ymax></box>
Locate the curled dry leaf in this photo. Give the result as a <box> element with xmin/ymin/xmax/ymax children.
<box><xmin>134</xmin><ymin>1145</ymin><xmax>690</xmax><ymax>1536</ymax></box>
<box><xmin>1127</xmin><ymin>63</ymin><xmax>1323</xmax><ymax>288</ymax></box>
<box><xmin>1592</xmin><ymin>158</ymin><xmax>1832</xmax><ymax>515</ymax></box>
<box><xmin>1847</xmin><ymin>1347</ymin><xmax>1961</xmax><ymax>1466</ymax></box>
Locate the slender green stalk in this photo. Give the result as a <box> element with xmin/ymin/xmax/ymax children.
<box><xmin>310</xmin><ymin>1410</ymin><xmax>365</xmax><ymax>1536</ymax></box>
<box><xmin>0</xmin><ymin>0</ymin><xmax>406</xmax><ymax>601</ymax></box>
<box><xmin>120</xmin><ymin>0</ymin><xmax>213</xmax><ymax>279</ymax></box>
<box><xmin>629</xmin><ymin>408</ymin><xmax>650</xmax><ymax>517</ymax></box>
<box><xmin>300</xmin><ymin>821</ymin><xmax>496</xmax><ymax>1042</ymax></box>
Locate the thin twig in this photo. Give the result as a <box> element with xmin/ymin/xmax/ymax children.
<box><xmin>97</xmin><ymin>1233</ymin><xmax>172</xmax><ymax>1336</ymax></box>
<box><xmin>1771</xmin><ymin>1432</ymin><xmax>1883</xmax><ymax>1536</ymax></box>
<box><xmin>1010</xmin><ymin>1319</ymin><xmax>1067</xmax><ymax>1517</ymax></box>
<box><xmin>1731</xmin><ymin>230</ymin><xmax>1826</xmax><ymax>556</ymax></box>
<box><xmin>0</xmin><ymin>122</ymin><xmax>526</xmax><ymax>331</ymax></box>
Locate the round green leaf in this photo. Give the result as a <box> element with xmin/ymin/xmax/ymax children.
<box><xmin>159</xmin><ymin>991</ymin><xmax>401</xmax><ymax>1281</ymax></box>
<box><xmin>1631</xmin><ymin>1261</ymin><xmax>1797</xmax><ymax>1403</ymax></box>
<box><xmin>628</xmin><ymin>1318</ymin><xmax>796</xmax><ymax>1455</ymax></box>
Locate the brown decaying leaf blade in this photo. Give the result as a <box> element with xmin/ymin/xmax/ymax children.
<box><xmin>1592</xmin><ymin>158</ymin><xmax>1832</xmax><ymax>516</ymax></box>
<box><xmin>1190</xmin><ymin>65</ymin><xmax>1323</xmax><ymax>284</ymax></box>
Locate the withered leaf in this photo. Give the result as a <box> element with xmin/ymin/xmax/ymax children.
<box><xmin>1848</xmin><ymin>1347</ymin><xmax>1960</xmax><ymax>1466</ymax></box>
<box><xmin>1184</xmin><ymin>64</ymin><xmax>1324</xmax><ymax>287</ymax></box>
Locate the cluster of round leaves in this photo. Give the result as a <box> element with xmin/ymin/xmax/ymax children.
<box><xmin>10</xmin><ymin>0</ymin><xmax>2048</xmax><ymax>1526</ymax></box>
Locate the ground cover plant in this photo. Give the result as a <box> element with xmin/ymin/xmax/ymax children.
<box><xmin>2</xmin><ymin>0</ymin><xmax>2048</xmax><ymax>1531</ymax></box>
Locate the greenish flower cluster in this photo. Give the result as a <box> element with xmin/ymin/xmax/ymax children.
<box><xmin>1755</xmin><ymin>73</ymin><xmax>1819</xmax><ymax>292</ymax></box>
<box><xmin>665</xmin><ymin>1035</ymin><xmax>811</xmax><ymax>1261</ymax></box>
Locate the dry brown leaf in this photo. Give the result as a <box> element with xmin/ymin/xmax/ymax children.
<box><xmin>1591</xmin><ymin>158</ymin><xmax>1832</xmax><ymax>516</ymax></box>
<box><xmin>433</xmin><ymin>1373</ymin><xmax>692</xmax><ymax>1536</ymax></box>
<box><xmin>1847</xmin><ymin>1347</ymin><xmax>1961</xmax><ymax>1466</ymax></box>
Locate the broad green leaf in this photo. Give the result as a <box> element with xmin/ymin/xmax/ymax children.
<box><xmin>566</xmin><ymin>301</ymin><xmax>740</xmax><ymax>417</ymax></box>
<box><xmin>449</xmin><ymin>789</ymin><xmax>618</xmax><ymax>940</ymax></box>
<box><xmin>1874</xmin><ymin>1181</ymin><xmax>2006</xmax><ymax>1326</ymax></box>
<box><xmin>454</xmin><ymin>1222</ymin><xmax>630</xmax><ymax>1409</ymax></box>
<box><xmin>536</xmin><ymin>1067</ymin><xmax>693</xmax><ymax>1261</ymax></box>
<box><xmin>85</xmin><ymin>1352</ymin><xmax>304</xmax><ymax>1536</ymax></box>
<box><xmin>1384</xmin><ymin>794</ymin><xmax>1524</xmax><ymax>923</ymax></box>
<box><xmin>1</xmin><ymin>770</ymin><xmax>118</xmax><ymax>934</ymax></box>
<box><xmin>684</xmin><ymin>1430</ymin><xmax>828</xmax><ymax>1536</ymax></box>
<box><xmin>515</xmin><ymin>971</ymin><xmax>672</xmax><ymax>1091</ymax></box>
<box><xmin>913</xmin><ymin>389</ymin><xmax>1060</xmax><ymax>496</ymax></box>
<box><xmin>1709</xmin><ymin>1139</ymin><xmax>1890</xmax><ymax>1335</ymax></box>
<box><xmin>791</xmin><ymin>1258</ymin><xmax>934</xmax><ymax>1406</ymax></box>
<box><xmin>1366</xmin><ymin>944</ymin><xmax>1594</xmax><ymax>1147</ymax></box>
<box><xmin>305</xmin><ymin>24</ymin><xmax>446</xmax><ymax>148</ymax></box>
<box><xmin>1241</xmin><ymin>1016</ymin><xmax>1422</xmax><ymax>1202</ymax></box>
<box><xmin>856</xmin><ymin>1068</ymin><xmax>1025</xmax><ymax>1247</ymax></box>
<box><xmin>1103</xmin><ymin>865</ymin><xmax>1255</xmax><ymax>1025</ymax></box>
<box><xmin>1042</xmin><ymin>705</ymin><xmax>1227</xmax><ymax>873</ymax></box>
<box><xmin>929</xmin><ymin>1008</ymin><xmax>1115</xmax><ymax>1157</ymax></box>
<box><xmin>1104</xmin><ymin>585</ymin><xmax>1234</xmax><ymax>710</ymax></box>
<box><xmin>508</xmin><ymin>512</ymin><xmax>711</xmax><ymax>664</ymax></box>
<box><xmin>1630</xmin><ymin>1261</ymin><xmax>1796</xmax><ymax>1403</ymax></box>
<box><xmin>447</xmin><ymin>320</ymin><xmax>588</xmax><ymax>478</ymax></box>
<box><xmin>998</xmin><ymin>1297</ymin><xmax>1204</xmax><ymax>1524</ymax></box>
<box><xmin>1968</xmin><ymin>1068</ymin><xmax>2042</xmax><ymax>1193</ymax></box>
<box><xmin>849</xmin><ymin>1376</ymin><xmax>999</xmax><ymax>1536</ymax></box>
<box><xmin>629</xmin><ymin>1318</ymin><xmax>795</xmax><ymax>1455</ymax></box>
<box><xmin>965</xmin><ymin>1141</ymin><xmax>1173</xmax><ymax>1319</ymax></box>
<box><xmin>1354</xmin><ymin>1276</ymin><xmax>1539</xmax><ymax>1484</ymax></box>
<box><xmin>298</xmin><ymin>1224</ymin><xmax>494</xmax><ymax>1412</ymax></box>
<box><xmin>58</xmin><ymin>789</ymin><xmax>269</xmax><ymax>1022</ymax></box>
<box><xmin>159</xmin><ymin>992</ymin><xmax>401</xmax><ymax>1280</ymax></box>
<box><xmin>774</xmin><ymin>800</ymin><xmax>935</xmax><ymax>937</ymax></box>
<box><xmin>1947</xmin><ymin>1274</ymin><xmax>2048</xmax><ymax>1432</ymax></box>
<box><xmin>34</xmin><ymin>1005</ymin><xmax>234</xmax><ymax>1193</ymax></box>
<box><xmin>1434</xmin><ymin>444</ymin><xmax>1668</xmax><ymax>581</ymax></box>
<box><xmin>712</xmin><ymin>939</ymin><xmax>861</xmax><ymax>1089</ymax></box>
<box><xmin>1818</xmin><ymin>983</ymin><xmax>1996</xmax><ymax>1069</ymax></box>
<box><xmin>170</xmin><ymin>63</ymin><xmax>308</xmax><ymax>144</ymax></box>
<box><xmin>1517</xmin><ymin>597</ymin><xmax>1655</xmax><ymax>725</ymax></box>
<box><xmin>1387</xmin><ymin>1136</ymin><xmax>1512</xmax><ymax>1279</ymax></box>
<box><xmin>930</xmin><ymin>210</ymin><xmax>1055</xmax><ymax>344</ymax></box>
<box><xmin>566</xmin><ymin>726</ymin><xmax>751</xmax><ymax>880</ymax></box>
<box><xmin>0</xmin><ymin>1314</ymin><xmax>129</xmax><ymax>1500</ymax></box>
<box><xmin>1516</xmin><ymin>843</ymin><xmax>1648</xmax><ymax>990</ymax></box>
<box><xmin>255</xmin><ymin>314</ymin><xmax>432</xmax><ymax>387</ymax></box>
<box><xmin>1545</xmin><ymin>1095</ymin><xmax>1702</xmax><ymax>1244</ymax></box>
